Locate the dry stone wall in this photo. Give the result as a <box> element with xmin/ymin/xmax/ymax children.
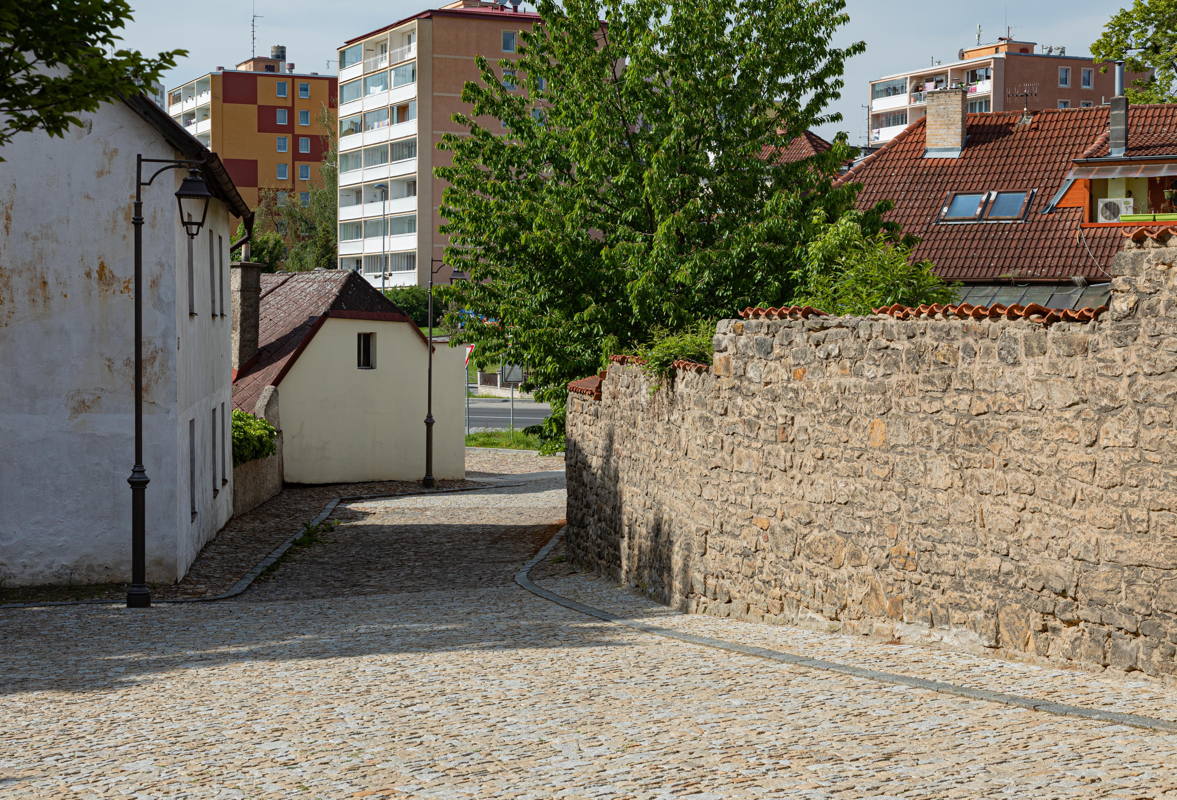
<box><xmin>566</xmin><ymin>240</ymin><xmax>1177</xmax><ymax>680</ymax></box>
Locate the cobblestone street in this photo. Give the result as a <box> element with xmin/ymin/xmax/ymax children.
<box><xmin>2</xmin><ymin>450</ymin><xmax>1177</xmax><ymax>799</ymax></box>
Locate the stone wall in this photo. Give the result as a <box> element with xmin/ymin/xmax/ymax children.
<box><xmin>566</xmin><ymin>239</ymin><xmax>1177</xmax><ymax>680</ymax></box>
<box><xmin>232</xmin><ymin>387</ymin><xmax>283</xmax><ymax>518</ymax></box>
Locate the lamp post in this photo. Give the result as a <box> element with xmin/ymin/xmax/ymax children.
<box><xmin>127</xmin><ymin>156</ymin><xmax>212</xmax><ymax>609</ymax></box>
<box><xmin>423</xmin><ymin>260</ymin><xmax>467</xmax><ymax>488</ymax></box>
<box><xmin>374</xmin><ymin>183</ymin><xmax>389</xmax><ymax>292</ymax></box>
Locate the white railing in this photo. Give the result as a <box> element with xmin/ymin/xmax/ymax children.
<box><xmin>363</xmin><ymin>53</ymin><xmax>389</xmax><ymax>73</ymax></box>
<box><xmin>389</xmin><ymin>43</ymin><xmax>416</xmax><ymax>65</ymax></box>
<box><xmin>967</xmin><ymin>79</ymin><xmax>993</xmax><ymax>95</ymax></box>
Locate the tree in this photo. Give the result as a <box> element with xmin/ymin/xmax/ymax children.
<box><xmin>1092</xmin><ymin>0</ymin><xmax>1177</xmax><ymax>102</ymax></box>
<box><xmin>0</xmin><ymin>1</ymin><xmax>183</xmax><ymax>155</ymax></box>
<box><xmin>283</xmin><ymin>108</ymin><xmax>339</xmax><ymax>271</ymax></box>
<box><xmin>438</xmin><ymin>0</ymin><xmax>949</xmax><ymax>447</ymax></box>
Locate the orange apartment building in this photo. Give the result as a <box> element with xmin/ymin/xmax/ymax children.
<box><xmin>867</xmin><ymin>38</ymin><xmax>1146</xmax><ymax>146</ymax></box>
<box><xmin>336</xmin><ymin>0</ymin><xmax>539</xmax><ymax>288</ymax></box>
<box><xmin>167</xmin><ymin>47</ymin><xmax>338</xmax><ymax>213</ymax></box>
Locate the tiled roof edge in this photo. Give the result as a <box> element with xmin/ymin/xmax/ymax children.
<box><xmin>738</xmin><ymin>305</ymin><xmax>830</xmax><ymax>320</ymax></box>
<box><xmin>871</xmin><ymin>301</ymin><xmax>1107</xmax><ymax>325</ymax></box>
<box><xmin>1124</xmin><ymin>226</ymin><xmax>1177</xmax><ymax>244</ymax></box>
<box><xmin>567</xmin><ymin>372</ymin><xmax>604</xmax><ymax>401</ymax></box>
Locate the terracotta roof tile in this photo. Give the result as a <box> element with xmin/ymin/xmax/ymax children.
<box><xmin>761</xmin><ymin>130</ymin><xmax>834</xmax><ymax>164</ymax></box>
<box><xmin>840</xmin><ymin>106</ymin><xmax>1177</xmax><ymax>283</ymax></box>
<box><xmin>738</xmin><ymin>306</ymin><xmax>829</xmax><ymax>320</ymax></box>
<box><xmin>671</xmin><ymin>360</ymin><xmax>709</xmax><ymax>373</ymax></box>
<box><xmin>232</xmin><ymin>270</ymin><xmax>416</xmax><ymax>412</ymax></box>
<box><xmin>608</xmin><ymin>354</ymin><xmax>646</xmax><ymax>365</ymax></box>
<box><xmin>567</xmin><ymin>374</ymin><xmax>603</xmax><ymax>400</ymax></box>
<box><xmin>1124</xmin><ymin>225</ymin><xmax>1177</xmax><ymax>243</ymax></box>
<box><xmin>871</xmin><ymin>301</ymin><xmax>1106</xmax><ymax>325</ymax></box>
<box><xmin>1081</xmin><ymin>104</ymin><xmax>1177</xmax><ymax>158</ymax></box>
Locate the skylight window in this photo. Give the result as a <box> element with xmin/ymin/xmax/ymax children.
<box><xmin>942</xmin><ymin>192</ymin><xmax>987</xmax><ymax>220</ymax></box>
<box><xmin>986</xmin><ymin>191</ymin><xmax>1030</xmax><ymax>219</ymax></box>
<box><xmin>939</xmin><ymin>190</ymin><xmax>1035</xmax><ymax>223</ymax></box>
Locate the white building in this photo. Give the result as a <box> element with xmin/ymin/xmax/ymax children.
<box><xmin>0</xmin><ymin>95</ymin><xmax>253</xmax><ymax>586</ymax></box>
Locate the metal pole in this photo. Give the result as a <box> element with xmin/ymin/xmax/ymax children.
<box><xmin>422</xmin><ymin>264</ymin><xmax>436</xmax><ymax>488</ymax></box>
<box><xmin>127</xmin><ymin>154</ymin><xmax>151</xmax><ymax>608</ymax></box>
<box><xmin>381</xmin><ymin>188</ymin><xmax>388</xmax><ymax>293</ymax></box>
<box><xmin>465</xmin><ymin>359</ymin><xmax>470</xmax><ymax>436</ymax></box>
<box><xmin>510</xmin><ymin>383</ymin><xmax>515</xmax><ymax>434</ymax></box>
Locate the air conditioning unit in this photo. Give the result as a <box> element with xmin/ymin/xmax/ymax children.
<box><xmin>1097</xmin><ymin>197</ymin><xmax>1134</xmax><ymax>222</ymax></box>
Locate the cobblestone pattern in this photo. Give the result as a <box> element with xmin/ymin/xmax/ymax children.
<box><xmin>567</xmin><ymin>240</ymin><xmax>1177</xmax><ymax>681</ymax></box>
<box><xmin>3</xmin><ymin>461</ymin><xmax>1177</xmax><ymax>799</ymax></box>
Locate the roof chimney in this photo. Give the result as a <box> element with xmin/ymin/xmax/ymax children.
<box><xmin>1109</xmin><ymin>60</ymin><xmax>1128</xmax><ymax>158</ymax></box>
<box><xmin>924</xmin><ymin>87</ymin><xmax>967</xmax><ymax>158</ymax></box>
<box><xmin>286</xmin><ymin>63</ymin><xmax>295</xmax><ymax>73</ymax></box>
<box><xmin>1114</xmin><ymin>59</ymin><xmax>1125</xmax><ymax>97</ymax></box>
<box><xmin>231</xmin><ymin>261</ymin><xmax>262</xmax><ymax>371</ymax></box>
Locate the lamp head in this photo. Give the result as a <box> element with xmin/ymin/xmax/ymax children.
<box><xmin>175</xmin><ymin>168</ymin><xmax>213</xmax><ymax>238</ymax></box>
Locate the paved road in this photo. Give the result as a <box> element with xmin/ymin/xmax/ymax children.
<box><xmin>2</xmin><ymin>450</ymin><xmax>1176</xmax><ymax>798</ymax></box>
<box><xmin>465</xmin><ymin>396</ymin><xmax>550</xmax><ymax>431</ymax></box>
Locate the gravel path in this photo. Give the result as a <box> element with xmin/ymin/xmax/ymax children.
<box><xmin>2</xmin><ymin>448</ymin><xmax>1176</xmax><ymax>799</ymax></box>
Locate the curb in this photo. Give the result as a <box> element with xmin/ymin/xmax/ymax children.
<box><xmin>0</xmin><ymin>481</ymin><xmax>524</xmax><ymax>611</ymax></box>
<box><xmin>515</xmin><ymin>528</ymin><xmax>1177</xmax><ymax>735</ymax></box>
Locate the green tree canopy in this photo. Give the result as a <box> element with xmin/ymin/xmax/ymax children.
<box><xmin>438</xmin><ymin>0</ymin><xmax>949</xmax><ymax>444</ymax></box>
<box><xmin>0</xmin><ymin>1</ymin><xmax>183</xmax><ymax>156</ymax></box>
<box><xmin>1092</xmin><ymin>0</ymin><xmax>1176</xmax><ymax>102</ymax></box>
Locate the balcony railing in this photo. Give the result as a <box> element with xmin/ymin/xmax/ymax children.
<box><xmin>363</xmin><ymin>43</ymin><xmax>415</xmax><ymax>74</ymax></box>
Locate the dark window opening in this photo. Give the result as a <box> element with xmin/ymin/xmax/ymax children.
<box><xmin>358</xmin><ymin>332</ymin><xmax>375</xmax><ymax>369</ymax></box>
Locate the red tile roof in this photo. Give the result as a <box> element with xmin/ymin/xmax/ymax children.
<box><xmin>761</xmin><ymin>130</ymin><xmax>834</xmax><ymax>164</ymax></box>
<box><xmin>567</xmin><ymin>374</ymin><xmax>603</xmax><ymax>400</ymax></box>
<box><xmin>344</xmin><ymin>5</ymin><xmax>540</xmax><ymax>46</ymax></box>
<box><xmin>738</xmin><ymin>306</ymin><xmax>829</xmax><ymax>320</ymax></box>
<box><xmin>1081</xmin><ymin>105</ymin><xmax>1177</xmax><ymax>158</ymax></box>
<box><xmin>232</xmin><ymin>270</ymin><xmax>418</xmax><ymax>412</ymax></box>
<box><xmin>841</xmin><ymin>106</ymin><xmax>1177</xmax><ymax>283</ymax></box>
<box><xmin>871</xmin><ymin>301</ymin><xmax>1106</xmax><ymax>325</ymax></box>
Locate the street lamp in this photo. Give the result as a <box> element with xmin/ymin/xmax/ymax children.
<box><xmin>127</xmin><ymin>156</ymin><xmax>211</xmax><ymax>609</ymax></box>
<box><xmin>422</xmin><ymin>260</ymin><xmax>468</xmax><ymax>487</ymax></box>
<box><xmin>374</xmin><ymin>183</ymin><xmax>389</xmax><ymax>292</ymax></box>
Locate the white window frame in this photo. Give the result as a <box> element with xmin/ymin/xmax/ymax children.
<box><xmin>1058</xmin><ymin>66</ymin><xmax>1070</xmax><ymax>88</ymax></box>
<box><xmin>299</xmin><ymin>81</ymin><xmax>310</xmax><ymax>98</ymax></box>
<box><xmin>298</xmin><ymin>136</ymin><xmax>311</xmax><ymax>154</ymax></box>
<box><xmin>298</xmin><ymin>109</ymin><xmax>310</xmax><ymax>126</ymax></box>
<box><xmin>1081</xmin><ymin>68</ymin><xmax>1094</xmax><ymax>89</ymax></box>
<box><xmin>357</xmin><ymin>332</ymin><xmax>376</xmax><ymax>369</ymax></box>
<box><xmin>276</xmin><ymin>80</ymin><xmax>288</xmax><ymax>98</ymax></box>
<box><xmin>502</xmin><ymin>30</ymin><xmax>517</xmax><ymax>52</ymax></box>
<box><xmin>276</xmin><ymin>136</ymin><xmax>288</xmax><ymax>153</ymax></box>
<box><xmin>1058</xmin><ymin>100</ymin><xmax>1071</xmax><ymax>109</ymax></box>
<box><xmin>276</xmin><ymin>108</ymin><xmax>288</xmax><ymax>125</ymax></box>
<box><xmin>298</xmin><ymin>163</ymin><xmax>310</xmax><ymax>181</ymax></box>
<box><xmin>277</xmin><ymin>163</ymin><xmax>289</xmax><ymax>180</ymax></box>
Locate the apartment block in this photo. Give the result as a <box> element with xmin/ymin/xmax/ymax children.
<box><xmin>867</xmin><ymin>39</ymin><xmax>1144</xmax><ymax>145</ymax></box>
<box><xmin>336</xmin><ymin>0</ymin><xmax>539</xmax><ymax>288</ymax></box>
<box><xmin>167</xmin><ymin>47</ymin><xmax>338</xmax><ymax>213</ymax></box>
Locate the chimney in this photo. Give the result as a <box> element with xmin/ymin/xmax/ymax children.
<box><xmin>231</xmin><ymin>261</ymin><xmax>262</xmax><ymax>371</ymax></box>
<box><xmin>1109</xmin><ymin>60</ymin><xmax>1128</xmax><ymax>158</ymax></box>
<box><xmin>286</xmin><ymin>63</ymin><xmax>295</xmax><ymax>73</ymax></box>
<box><xmin>924</xmin><ymin>87</ymin><xmax>967</xmax><ymax>158</ymax></box>
<box><xmin>1114</xmin><ymin>59</ymin><xmax>1125</xmax><ymax>97</ymax></box>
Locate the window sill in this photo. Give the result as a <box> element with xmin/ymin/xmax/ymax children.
<box><xmin>357</xmin><ymin>365</ymin><xmax>376</xmax><ymax>370</ymax></box>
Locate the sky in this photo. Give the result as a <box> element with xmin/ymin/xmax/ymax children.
<box><xmin>124</xmin><ymin>0</ymin><xmax>1120</xmax><ymax>147</ymax></box>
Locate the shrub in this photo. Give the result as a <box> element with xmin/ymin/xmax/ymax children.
<box><xmin>638</xmin><ymin>320</ymin><xmax>716</xmax><ymax>380</ymax></box>
<box><xmin>231</xmin><ymin>409</ymin><xmax>278</xmax><ymax>466</ymax></box>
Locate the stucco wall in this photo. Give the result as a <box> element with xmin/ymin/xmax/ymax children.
<box><xmin>279</xmin><ymin>317</ymin><xmax>465</xmax><ymax>483</ymax></box>
<box><xmin>567</xmin><ymin>240</ymin><xmax>1177</xmax><ymax>680</ymax></box>
<box><xmin>0</xmin><ymin>102</ymin><xmax>234</xmax><ymax>586</ymax></box>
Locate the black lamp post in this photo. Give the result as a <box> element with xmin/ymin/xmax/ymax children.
<box><xmin>127</xmin><ymin>156</ymin><xmax>212</xmax><ymax>609</ymax></box>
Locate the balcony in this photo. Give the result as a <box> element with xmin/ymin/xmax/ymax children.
<box><xmin>339</xmin><ymin>97</ymin><xmax>365</xmax><ymax>118</ymax></box>
<box><xmin>361</xmin><ymin>119</ymin><xmax>416</xmax><ymax>147</ymax></box>
<box><xmin>359</xmin><ymin>195</ymin><xmax>417</xmax><ymax>217</ymax></box>
<box><xmin>339</xmin><ymin>166</ymin><xmax>364</xmax><ymax>187</ymax></box>
<box><xmin>340</xmin><ymin>62</ymin><xmax>363</xmax><ymax>83</ymax></box>
<box><xmin>871</xmin><ymin>93</ymin><xmax>909</xmax><ymax>112</ymax></box>
<box><xmin>340</xmin><ymin>131</ymin><xmax>364</xmax><ymax>152</ymax></box>
<box><xmin>967</xmin><ymin>79</ymin><xmax>993</xmax><ymax>96</ymax></box>
<box><xmin>339</xmin><ymin>239</ymin><xmax>364</xmax><ymax>256</ymax></box>
<box><xmin>363</xmin><ymin>233</ymin><xmax>416</xmax><ymax>254</ymax></box>
<box><xmin>360</xmin><ymin>157</ymin><xmax>417</xmax><ymax>183</ymax></box>
<box><xmin>871</xmin><ymin>123</ymin><xmax>909</xmax><ymax>143</ymax></box>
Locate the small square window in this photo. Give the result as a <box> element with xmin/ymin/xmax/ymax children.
<box><xmin>276</xmin><ymin>108</ymin><xmax>288</xmax><ymax>125</ymax></box>
<box><xmin>1058</xmin><ymin>100</ymin><xmax>1071</xmax><ymax>109</ymax></box>
<box><xmin>299</xmin><ymin>191</ymin><xmax>311</xmax><ymax>206</ymax></box>
<box><xmin>357</xmin><ymin>332</ymin><xmax>375</xmax><ymax>369</ymax></box>
<box><xmin>502</xmin><ymin>31</ymin><xmax>517</xmax><ymax>52</ymax></box>
<box><xmin>502</xmin><ymin>69</ymin><xmax>516</xmax><ymax>90</ymax></box>
<box><xmin>277</xmin><ymin>163</ymin><xmax>289</xmax><ymax>180</ymax></box>
<box><xmin>1081</xmin><ymin>68</ymin><xmax>1094</xmax><ymax>89</ymax></box>
<box><xmin>276</xmin><ymin>80</ymin><xmax>288</xmax><ymax>97</ymax></box>
<box><xmin>298</xmin><ymin>109</ymin><xmax>310</xmax><ymax>126</ymax></box>
<box><xmin>1080</xmin><ymin>100</ymin><xmax>1094</xmax><ymax>108</ymax></box>
<box><xmin>276</xmin><ymin>136</ymin><xmax>288</xmax><ymax>152</ymax></box>
<box><xmin>1058</xmin><ymin>67</ymin><xmax>1070</xmax><ymax>88</ymax></box>
<box><xmin>298</xmin><ymin>136</ymin><xmax>311</xmax><ymax>154</ymax></box>
<box><xmin>277</xmin><ymin>191</ymin><xmax>289</xmax><ymax>205</ymax></box>
<box><xmin>299</xmin><ymin>164</ymin><xmax>310</xmax><ymax>180</ymax></box>
<box><xmin>941</xmin><ymin>192</ymin><xmax>987</xmax><ymax>220</ymax></box>
<box><xmin>299</xmin><ymin>81</ymin><xmax>310</xmax><ymax>98</ymax></box>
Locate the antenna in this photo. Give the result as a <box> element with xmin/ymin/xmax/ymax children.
<box><xmin>976</xmin><ymin>24</ymin><xmax>982</xmax><ymax>46</ymax></box>
<box><xmin>251</xmin><ymin>1</ymin><xmax>263</xmax><ymax>59</ymax></box>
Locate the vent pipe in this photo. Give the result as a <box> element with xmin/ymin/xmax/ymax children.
<box><xmin>1114</xmin><ymin>60</ymin><xmax>1125</xmax><ymax>97</ymax></box>
<box><xmin>1109</xmin><ymin>60</ymin><xmax>1127</xmax><ymax>158</ymax></box>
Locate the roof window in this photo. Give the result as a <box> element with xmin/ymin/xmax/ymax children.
<box><xmin>939</xmin><ymin>190</ymin><xmax>1034</xmax><ymax>223</ymax></box>
<box><xmin>941</xmin><ymin>192</ymin><xmax>987</xmax><ymax>220</ymax></box>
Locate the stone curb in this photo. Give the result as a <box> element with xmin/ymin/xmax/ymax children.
<box><xmin>0</xmin><ymin>482</ymin><xmax>524</xmax><ymax>611</ymax></box>
<box><xmin>515</xmin><ymin>527</ymin><xmax>1177</xmax><ymax>735</ymax></box>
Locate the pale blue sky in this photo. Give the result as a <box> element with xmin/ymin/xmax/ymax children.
<box><xmin>126</xmin><ymin>1</ymin><xmax>1121</xmax><ymax>146</ymax></box>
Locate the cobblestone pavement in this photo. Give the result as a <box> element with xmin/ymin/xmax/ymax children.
<box><xmin>3</xmin><ymin>449</ymin><xmax>1177</xmax><ymax>798</ymax></box>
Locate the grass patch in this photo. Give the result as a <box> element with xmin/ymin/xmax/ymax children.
<box><xmin>465</xmin><ymin>430</ymin><xmax>542</xmax><ymax>450</ymax></box>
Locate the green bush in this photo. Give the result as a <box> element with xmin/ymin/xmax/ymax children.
<box><xmin>231</xmin><ymin>409</ymin><xmax>278</xmax><ymax>466</ymax></box>
<box><xmin>638</xmin><ymin>320</ymin><xmax>716</xmax><ymax>380</ymax></box>
<box><xmin>382</xmin><ymin>286</ymin><xmax>430</xmax><ymax>328</ymax></box>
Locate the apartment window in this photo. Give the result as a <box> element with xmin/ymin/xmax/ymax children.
<box><xmin>220</xmin><ymin>403</ymin><xmax>227</xmax><ymax>485</ymax></box>
<box><xmin>1058</xmin><ymin>67</ymin><xmax>1071</xmax><ymax>88</ymax></box>
<box><xmin>391</xmin><ymin>62</ymin><xmax>416</xmax><ymax>88</ymax></box>
<box><xmin>340</xmin><ymin>79</ymin><xmax>362</xmax><ymax>104</ymax></box>
<box><xmin>299</xmin><ymin>81</ymin><xmax>310</xmax><ymax>99</ymax></box>
<box><xmin>363</xmin><ymin>218</ymin><xmax>385</xmax><ymax>239</ymax></box>
<box><xmin>208</xmin><ymin>230</ymin><xmax>216</xmax><ymax>317</ymax></box>
<box><xmin>299</xmin><ymin>164</ymin><xmax>311</xmax><ymax>180</ymax></box>
<box><xmin>363</xmin><ymin>254</ymin><xmax>384</xmax><ymax>275</ymax></box>
<box><xmin>211</xmin><ymin>408</ymin><xmax>218</xmax><ymax>496</ymax></box>
<box><xmin>967</xmin><ymin>98</ymin><xmax>991</xmax><ymax>113</ymax></box>
<box><xmin>502</xmin><ymin>69</ymin><xmax>517</xmax><ymax>90</ymax></box>
<box><xmin>390</xmin><ymin>138</ymin><xmax>416</xmax><ymax>162</ymax></box>
<box><xmin>276</xmin><ymin>163</ymin><xmax>289</xmax><ymax>180</ymax></box>
<box><xmin>388</xmin><ymin>252</ymin><xmax>415</xmax><ymax>272</ymax></box>
<box><xmin>357</xmin><ymin>333</ymin><xmax>375</xmax><ymax>369</ymax></box>
<box><xmin>340</xmin><ymin>44</ymin><xmax>363</xmax><ymax>69</ymax></box>
<box><xmin>364</xmin><ymin>108</ymin><xmax>389</xmax><ymax>131</ymax></box>
<box><xmin>187</xmin><ymin>236</ymin><xmax>195</xmax><ymax>315</ymax></box>
<box><xmin>389</xmin><ymin>214</ymin><xmax>416</xmax><ymax>235</ymax></box>
<box><xmin>393</xmin><ymin>100</ymin><xmax>416</xmax><ymax>123</ymax></box>
<box><xmin>340</xmin><ymin>113</ymin><xmax>362</xmax><ymax>136</ymax></box>
<box><xmin>299</xmin><ymin>191</ymin><xmax>311</xmax><ymax>206</ymax></box>
<box><xmin>189</xmin><ymin>419</ymin><xmax>196</xmax><ymax>520</ymax></box>
<box><xmin>276</xmin><ymin>191</ymin><xmax>289</xmax><ymax>205</ymax></box>
<box><xmin>276</xmin><ymin>80</ymin><xmax>288</xmax><ymax>98</ymax></box>
<box><xmin>276</xmin><ymin>136</ymin><xmax>288</xmax><ymax>152</ymax></box>
<box><xmin>364</xmin><ymin>71</ymin><xmax>389</xmax><ymax>95</ymax></box>
<box><xmin>965</xmin><ymin>66</ymin><xmax>992</xmax><ymax>84</ymax></box>
<box><xmin>1058</xmin><ymin>100</ymin><xmax>1071</xmax><ymax>109</ymax></box>
<box><xmin>218</xmin><ymin>234</ymin><xmax>225</xmax><ymax>316</ymax></box>
<box><xmin>502</xmin><ymin>30</ymin><xmax>517</xmax><ymax>52</ymax></box>
<box><xmin>298</xmin><ymin>109</ymin><xmax>310</xmax><ymax>126</ymax></box>
<box><xmin>276</xmin><ymin>108</ymin><xmax>288</xmax><ymax>125</ymax></box>
<box><xmin>871</xmin><ymin>78</ymin><xmax>906</xmax><ymax>99</ymax></box>
<box><xmin>363</xmin><ymin>143</ymin><xmax>389</xmax><ymax>167</ymax></box>
<box><xmin>340</xmin><ymin>256</ymin><xmax>363</xmax><ymax>271</ymax></box>
<box><xmin>339</xmin><ymin>221</ymin><xmax>363</xmax><ymax>241</ymax></box>
<box><xmin>537</xmin><ymin>76</ymin><xmax>547</xmax><ymax>92</ymax></box>
<box><xmin>298</xmin><ymin>136</ymin><xmax>311</xmax><ymax>154</ymax></box>
<box><xmin>339</xmin><ymin>150</ymin><xmax>362</xmax><ymax>172</ymax></box>
<box><xmin>1081</xmin><ymin>100</ymin><xmax>1095</xmax><ymax>108</ymax></box>
<box><xmin>874</xmin><ymin>110</ymin><xmax>908</xmax><ymax>128</ymax></box>
<box><xmin>1081</xmin><ymin>68</ymin><xmax>1094</xmax><ymax>89</ymax></box>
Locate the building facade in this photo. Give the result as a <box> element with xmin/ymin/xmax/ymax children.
<box><xmin>867</xmin><ymin>39</ymin><xmax>1142</xmax><ymax>145</ymax></box>
<box><xmin>0</xmin><ymin>96</ymin><xmax>252</xmax><ymax>586</ymax></box>
<box><xmin>167</xmin><ymin>47</ymin><xmax>338</xmax><ymax>213</ymax></box>
<box><xmin>336</xmin><ymin>0</ymin><xmax>539</xmax><ymax>288</ymax></box>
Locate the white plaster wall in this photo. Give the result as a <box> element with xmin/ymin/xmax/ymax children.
<box><xmin>0</xmin><ymin>103</ymin><xmax>234</xmax><ymax>586</ymax></box>
<box><xmin>279</xmin><ymin>317</ymin><xmax>465</xmax><ymax>483</ymax></box>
